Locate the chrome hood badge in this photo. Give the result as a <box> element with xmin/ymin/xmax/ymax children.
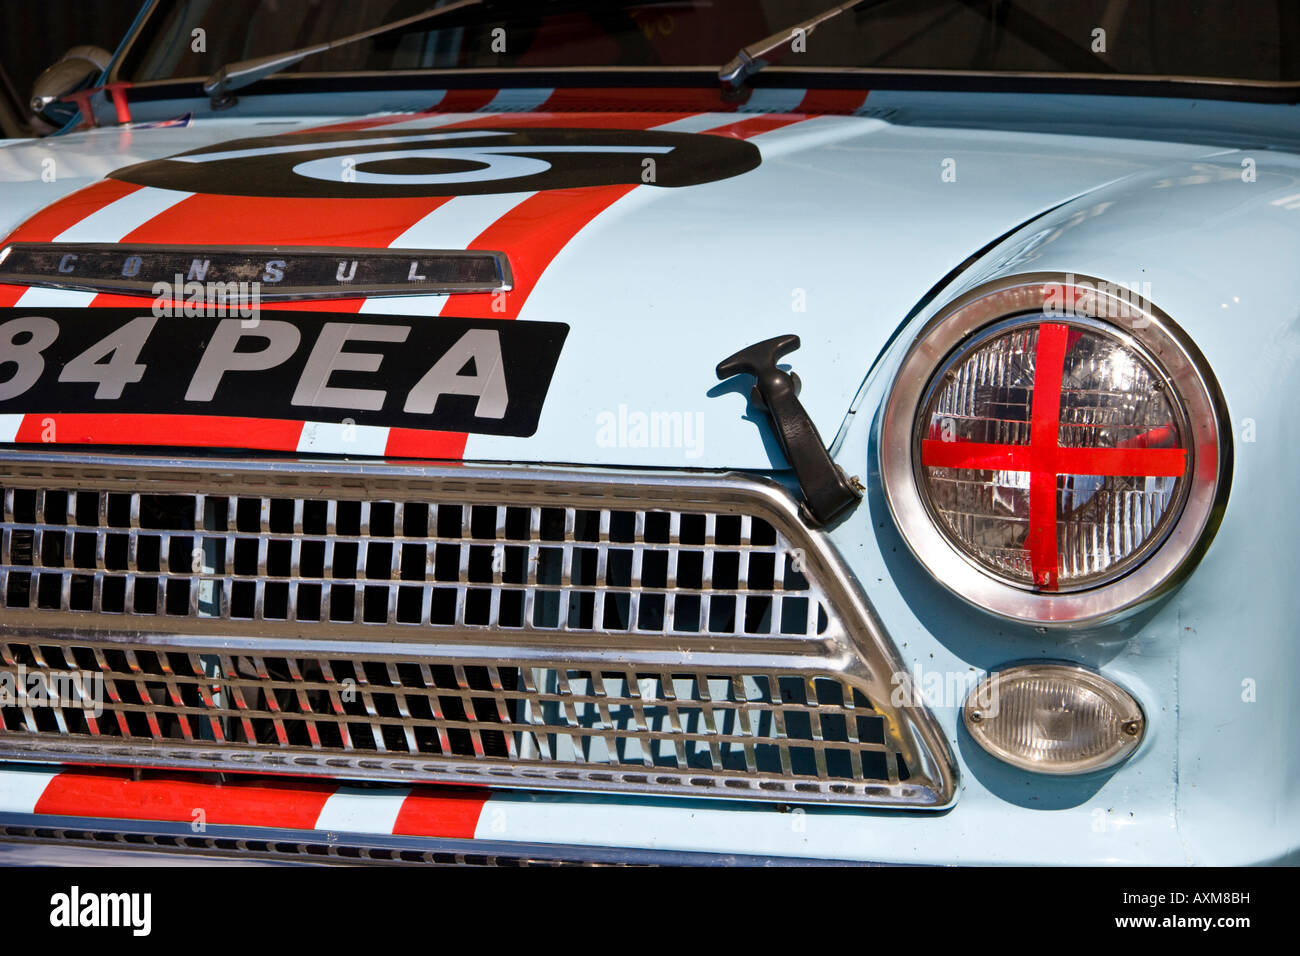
<box><xmin>0</xmin><ymin>243</ymin><xmax>512</xmax><ymax>300</ymax></box>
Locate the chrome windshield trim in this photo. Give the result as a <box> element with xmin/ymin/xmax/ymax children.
<box><xmin>105</xmin><ymin>68</ymin><xmax>1300</xmax><ymax>105</ymax></box>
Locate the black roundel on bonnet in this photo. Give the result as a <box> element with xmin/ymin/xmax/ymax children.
<box><xmin>108</xmin><ymin>127</ymin><xmax>763</xmax><ymax>198</ymax></box>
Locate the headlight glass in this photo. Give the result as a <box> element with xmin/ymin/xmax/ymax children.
<box><xmin>879</xmin><ymin>274</ymin><xmax>1230</xmax><ymax>624</ymax></box>
<box><xmin>916</xmin><ymin>318</ymin><xmax>1190</xmax><ymax>591</ymax></box>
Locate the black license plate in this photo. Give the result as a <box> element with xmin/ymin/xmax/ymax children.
<box><xmin>0</xmin><ymin>308</ymin><xmax>568</xmax><ymax>437</ymax></box>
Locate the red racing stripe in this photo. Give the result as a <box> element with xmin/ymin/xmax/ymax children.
<box><xmin>384</xmin><ymin>427</ymin><xmax>469</xmax><ymax>460</ymax></box>
<box><xmin>34</xmin><ymin>769</ymin><xmax>337</xmax><ymax>830</ymax></box>
<box><xmin>795</xmin><ymin>88</ymin><xmax>869</xmax><ymax>113</ymax></box>
<box><xmin>392</xmin><ymin>787</ymin><xmax>490</xmax><ymax>839</ymax></box>
<box><xmin>15</xmin><ymin>413</ymin><xmax>305</xmax><ymax>450</ymax></box>
<box><xmin>702</xmin><ymin>113</ymin><xmax>807</xmax><ymax>139</ymax></box>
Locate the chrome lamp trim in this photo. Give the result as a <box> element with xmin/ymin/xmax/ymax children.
<box><xmin>879</xmin><ymin>272</ymin><xmax>1232</xmax><ymax>626</ymax></box>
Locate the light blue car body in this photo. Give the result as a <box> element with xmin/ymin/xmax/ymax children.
<box><xmin>0</xmin><ymin>38</ymin><xmax>1296</xmax><ymax>864</ymax></box>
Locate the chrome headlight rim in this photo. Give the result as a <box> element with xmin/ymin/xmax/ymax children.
<box><xmin>880</xmin><ymin>273</ymin><xmax>1231</xmax><ymax>626</ymax></box>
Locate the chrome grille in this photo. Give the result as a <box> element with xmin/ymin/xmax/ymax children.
<box><xmin>0</xmin><ymin>453</ymin><xmax>956</xmax><ymax>807</ymax></box>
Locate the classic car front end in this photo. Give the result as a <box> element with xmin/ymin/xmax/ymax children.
<box><xmin>0</xmin><ymin>0</ymin><xmax>1296</xmax><ymax>867</ymax></box>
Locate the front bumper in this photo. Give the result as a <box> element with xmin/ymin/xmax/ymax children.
<box><xmin>0</xmin><ymin>764</ymin><xmax>876</xmax><ymax>866</ymax></box>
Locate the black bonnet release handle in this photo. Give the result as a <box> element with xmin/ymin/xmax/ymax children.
<box><xmin>717</xmin><ymin>334</ymin><xmax>862</xmax><ymax>526</ymax></box>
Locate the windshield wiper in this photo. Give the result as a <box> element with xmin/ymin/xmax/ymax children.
<box><xmin>718</xmin><ymin>0</ymin><xmax>870</xmax><ymax>91</ymax></box>
<box><xmin>202</xmin><ymin>0</ymin><xmax>484</xmax><ymax>108</ymax></box>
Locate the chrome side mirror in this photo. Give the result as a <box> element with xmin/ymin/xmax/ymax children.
<box><xmin>30</xmin><ymin>46</ymin><xmax>112</xmax><ymax>129</ymax></box>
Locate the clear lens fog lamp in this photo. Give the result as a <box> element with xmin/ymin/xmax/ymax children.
<box><xmin>963</xmin><ymin>664</ymin><xmax>1145</xmax><ymax>774</ymax></box>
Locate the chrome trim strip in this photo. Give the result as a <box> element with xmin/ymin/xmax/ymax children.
<box><xmin>107</xmin><ymin>63</ymin><xmax>1300</xmax><ymax>98</ymax></box>
<box><xmin>0</xmin><ymin>243</ymin><xmax>512</xmax><ymax>300</ymax></box>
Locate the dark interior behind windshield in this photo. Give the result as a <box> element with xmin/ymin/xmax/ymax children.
<box><xmin>125</xmin><ymin>0</ymin><xmax>1296</xmax><ymax>83</ymax></box>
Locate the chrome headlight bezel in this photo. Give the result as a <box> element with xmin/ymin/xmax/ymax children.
<box><xmin>880</xmin><ymin>273</ymin><xmax>1231</xmax><ymax>625</ymax></box>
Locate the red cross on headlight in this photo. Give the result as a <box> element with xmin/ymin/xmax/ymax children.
<box><xmin>920</xmin><ymin>322</ymin><xmax>1188</xmax><ymax>590</ymax></box>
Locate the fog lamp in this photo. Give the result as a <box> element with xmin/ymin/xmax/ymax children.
<box><xmin>963</xmin><ymin>663</ymin><xmax>1144</xmax><ymax>774</ymax></box>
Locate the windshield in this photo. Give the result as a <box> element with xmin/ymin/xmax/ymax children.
<box><xmin>121</xmin><ymin>0</ymin><xmax>1296</xmax><ymax>85</ymax></box>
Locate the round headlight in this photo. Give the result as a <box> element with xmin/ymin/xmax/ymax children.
<box><xmin>881</xmin><ymin>274</ymin><xmax>1230</xmax><ymax>624</ymax></box>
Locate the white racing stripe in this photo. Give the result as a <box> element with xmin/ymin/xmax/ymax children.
<box><xmin>391</xmin><ymin>190</ymin><xmax>538</xmax><ymax>251</ymax></box>
<box><xmin>0</xmin><ymin>414</ymin><xmax>23</xmax><ymax>441</ymax></box>
<box><xmin>650</xmin><ymin>112</ymin><xmax>751</xmax><ymax>133</ymax></box>
<box><xmin>55</xmin><ymin>185</ymin><xmax>195</xmax><ymax>243</ymax></box>
<box><xmin>314</xmin><ymin>786</ymin><xmax>412</xmax><ymax>834</ymax></box>
<box><xmin>297</xmin><ymin>420</ymin><xmax>390</xmax><ymax>455</ymax></box>
<box><xmin>13</xmin><ymin>288</ymin><xmax>96</xmax><ymax>307</ymax></box>
<box><xmin>0</xmin><ymin>768</ymin><xmax>61</xmax><ymax>814</ymax></box>
<box><xmin>469</xmin><ymin>790</ymin><xmax>840</xmax><ymax>856</ymax></box>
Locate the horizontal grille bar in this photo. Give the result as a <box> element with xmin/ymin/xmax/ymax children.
<box><xmin>0</xmin><ymin>487</ymin><xmax>826</xmax><ymax>638</ymax></box>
